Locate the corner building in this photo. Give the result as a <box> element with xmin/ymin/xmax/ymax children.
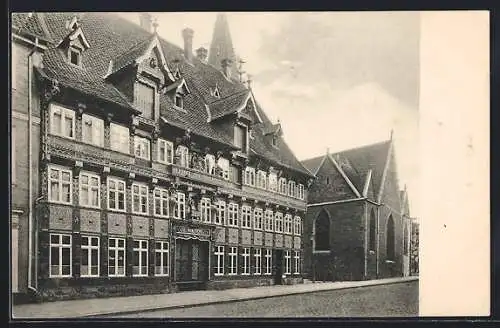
<box><xmin>11</xmin><ymin>12</ymin><xmax>313</xmax><ymax>302</ymax></box>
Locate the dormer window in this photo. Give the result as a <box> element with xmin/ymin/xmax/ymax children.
<box><xmin>59</xmin><ymin>17</ymin><xmax>90</xmax><ymax>68</ymax></box>
<box><xmin>174</xmin><ymin>93</ymin><xmax>184</xmax><ymax>109</ymax></box>
<box><xmin>69</xmin><ymin>47</ymin><xmax>82</xmax><ymax>66</ymax></box>
<box><xmin>271</xmin><ymin>135</ymin><xmax>278</xmax><ymax>147</ymax></box>
<box><xmin>234</xmin><ymin>124</ymin><xmax>248</xmax><ymax>153</ymax></box>
<box><xmin>134</xmin><ymin>81</ymin><xmax>155</xmax><ymax>119</ymax></box>
<box><xmin>210</xmin><ymin>84</ymin><xmax>221</xmax><ymax>98</ymax></box>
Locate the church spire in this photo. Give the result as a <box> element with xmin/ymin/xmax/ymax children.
<box><xmin>208</xmin><ymin>13</ymin><xmax>239</xmax><ymax>78</ymax></box>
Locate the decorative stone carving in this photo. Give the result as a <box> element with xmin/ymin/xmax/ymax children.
<box><xmin>228</xmin><ymin>228</ymin><xmax>238</xmax><ymax>244</ymax></box>
<box><xmin>80</xmin><ymin>209</ymin><xmax>101</xmax><ymax>233</ymax></box>
<box><xmin>254</xmin><ymin>231</ymin><xmax>263</xmax><ymax>245</ymax></box>
<box><xmin>241</xmin><ymin>230</ymin><xmax>251</xmax><ymax>245</ymax></box>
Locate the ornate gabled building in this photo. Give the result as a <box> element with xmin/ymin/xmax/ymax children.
<box><xmin>10</xmin><ymin>12</ymin><xmax>314</xmax><ymax>302</ymax></box>
<box><xmin>301</xmin><ymin>134</ymin><xmax>414</xmax><ymax>282</ymax></box>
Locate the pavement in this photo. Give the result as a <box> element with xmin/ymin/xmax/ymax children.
<box><xmin>12</xmin><ymin>276</ymin><xmax>418</xmax><ymax>319</ymax></box>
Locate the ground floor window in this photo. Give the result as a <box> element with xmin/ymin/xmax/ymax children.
<box><xmin>229</xmin><ymin>246</ymin><xmax>238</xmax><ymax>275</ymax></box>
<box><xmin>108</xmin><ymin>237</ymin><xmax>125</xmax><ymax>277</ymax></box>
<box><xmin>293</xmin><ymin>250</ymin><xmax>300</xmax><ymax>274</ymax></box>
<box><xmin>214</xmin><ymin>245</ymin><xmax>224</xmax><ymax>276</ymax></box>
<box><xmin>155</xmin><ymin>241</ymin><xmax>169</xmax><ymax>276</ymax></box>
<box><xmin>264</xmin><ymin>248</ymin><xmax>272</xmax><ymax>275</ymax></box>
<box><xmin>81</xmin><ymin>236</ymin><xmax>99</xmax><ymax>277</ymax></box>
<box><xmin>50</xmin><ymin>233</ymin><xmax>72</xmax><ymax>277</ymax></box>
<box><xmin>133</xmin><ymin>239</ymin><xmax>149</xmax><ymax>276</ymax></box>
<box><xmin>284</xmin><ymin>250</ymin><xmax>291</xmax><ymax>274</ymax></box>
<box><xmin>254</xmin><ymin>248</ymin><xmax>261</xmax><ymax>275</ymax></box>
<box><xmin>241</xmin><ymin>247</ymin><xmax>250</xmax><ymax>275</ymax></box>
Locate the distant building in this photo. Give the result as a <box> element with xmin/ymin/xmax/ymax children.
<box><xmin>410</xmin><ymin>218</ymin><xmax>419</xmax><ymax>276</ymax></box>
<box><xmin>301</xmin><ymin>134</ymin><xmax>414</xmax><ymax>281</ymax></box>
<box><xmin>11</xmin><ymin>12</ymin><xmax>313</xmax><ymax>303</ymax></box>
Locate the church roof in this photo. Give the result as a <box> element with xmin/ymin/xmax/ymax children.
<box><xmin>208</xmin><ymin>13</ymin><xmax>239</xmax><ymax>78</ymax></box>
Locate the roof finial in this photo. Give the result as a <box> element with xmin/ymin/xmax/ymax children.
<box><xmin>152</xmin><ymin>17</ymin><xmax>159</xmax><ymax>34</ymax></box>
<box><xmin>246</xmin><ymin>74</ymin><xmax>252</xmax><ymax>89</ymax></box>
<box><xmin>326</xmin><ymin>147</ymin><xmax>330</xmax><ymax>154</ymax></box>
<box><xmin>390</xmin><ymin>129</ymin><xmax>394</xmax><ymax>140</ymax></box>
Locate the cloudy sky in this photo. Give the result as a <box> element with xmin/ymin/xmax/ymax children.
<box><xmin>121</xmin><ymin>12</ymin><xmax>421</xmax><ymax>217</ymax></box>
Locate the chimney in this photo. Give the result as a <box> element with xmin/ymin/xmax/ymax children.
<box><xmin>182</xmin><ymin>28</ymin><xmax>194</xmax><ymax>62</ymax></box>
<box><xmin>221</xmin><ymin>58</ymin><xmax>232</xmax><ymax>78</ymax></box>
<box><xmin>195</xmin><ymin>47</ymin><xmax>208</xmax><ymax>62</ymax></box>
<box><xmin>139</xmin><ymin>13</ymin><xmax>153</xmax><ymax>33</ymax></box>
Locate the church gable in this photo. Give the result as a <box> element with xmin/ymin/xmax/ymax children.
<box><xmin>378</xmin><ymin>149</ymin><xmax>402</xmax><ymax>212</ymax></box>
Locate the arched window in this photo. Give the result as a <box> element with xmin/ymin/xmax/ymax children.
<box><xmin>314</xmin><ymin>210</ymin><xmax>330</xmax><ymax>251</ymax></box>
<box><xmin>386</xmin><ymin>215</ymin><xmax>395</xmax><ymax>261</ymax></box>
<box><xmin>403</xmin><ymin>223</ymin><xmax>409</xmax><ymax>255</ymax></box>
<box><xmin>369</xmin><ymin>209</ymin><xmax>376</xmax><ymax>252</ymax></box>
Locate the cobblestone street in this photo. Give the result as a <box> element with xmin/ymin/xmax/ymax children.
<box><xmin>114</xmin><ymin>281</ymin><xmax>418</xmax><ymax>318</ymax></box>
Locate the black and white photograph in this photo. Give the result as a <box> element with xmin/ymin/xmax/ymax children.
<box><xmin>9</xmin><ymin>11</ymin><xmax>489</xmax><ymax>320</ymax></box>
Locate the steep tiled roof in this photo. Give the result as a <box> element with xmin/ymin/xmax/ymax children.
<box><xmin>301</xmin><ymin>155</ymin><xmax>325</xmax><ymax>175</ymax></box>
<box><xmin>15</xmin><ymin>12</ymin><xmax>310</xmax><ymax>176</ymax></box>
<box><xmin>110</xmin><ymin>36</ymin><xmax>154</xmax><ymax>75</ymax></box>
<box><xmin>11</xmin><ymin>13</ymin><xmax>51</xmax><ymax>41</ymax></box>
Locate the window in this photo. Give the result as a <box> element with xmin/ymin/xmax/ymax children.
<box><xmin>241</xmin><ymin>247</ymin><xmax>250</xmax><ymax>275</ymax></box>
<box><xmin>369</xmin><ymin>209</ymin><xmax>376</xmax><ymax>252</ymax></box>
<box><xmin>157</xmin><ymin>139</ymin><xmax>174</xmax><ymax>164</ymax></box>
<box><xmin>268</xmin><ymin>172</ymin><xmax>277</xmax><ymax>192</ymax></box>
<box><xmin>200</xmin><ymin>198</ymin><xmax>211</xmax><ymax>223</ymax></box>
<box><xmin>230</xmin><ymin>165</ymin><xmax>240</xmax><ymax>184</ymax></box>
<box><xmin>214</xmin><ymin>246</ymin><xmax>225</xmax><ymax>276</ymax></box>
<box><xmin>174</xmin><ymin>192</ymin><xmax>186</xmax><ymax>219</ymax></box>
<box><xmin>217</xmin><ymin>157</ymin><xmax>230</xmax><ymax>180</ymax></box>
<box><xmin>274</xmin><ymin>212</ymin><xmax>283</xmax><ymax>233</ymax></box>
<box><xmin>264</xmin><ymin>248</ymin><xmax>272</xmax><ymax>275</ymax></box>
<box><xmin>49</xmin><ymin>166</ymin><xmax>72</xmax><ymax>204</ymax></box>
<box><xmin>214</xmin><ymin>200</ymin><xmax>225</xmax><ymax>225</ymax></box>
<box><xmin>271</xmin><ymin>135</ymin><xmax>278</xmax><ymax>147</ymax></box>
<box><xmin>228</xmin><ymin>246</ymin><xmax>237</xmax><ymax>275</ymax></box>
<box><xmin>284</xmin><ymin>250</ymin><xmax>291</xmax><ymax>274</ymax></box>
<box><xmin>244</xmin><ymin>167</ymin><xmax>255</xmax><ymax>186</ymax></box>
<box><xmin>254</xmin><ymin>248</ymin><xmax>262</xmax><ymax>275</ymax></box>
<box><xmin>176</xmin><ymin>145</ymin><xmax>189</xmax><ymax>168</ymax></box>
<box><xmin>234</xmin><ymin>124</ymin><xmax>247</xmax><ymax>152</ymax></box>
<box><xmin>174</xmin><ymin>93</ymin><xmax>184</xmax><ymax>109</ymax></box>
<box><xmin>107</xmin><ymin>177</ymin><xmax>126</xmax><ymax>211</ymax></box>
<box><xmin>253</xmin><ymin>208</ymin><xmax>263</xmax><ymax>230</ymax></box>
<box><xmin>134</xmin><ymin>136</ymin><xmax>151</xmax><ymax>160</ymax></box>
<box><xmin>110</xmin><ymin>123</ymin><xmax>130</xmax><ymax>154</ymax></box>
<box><xmin>134</xmin><ymin>82</ymin><xmax>155</xmax><ymax>119</ymax></box>
<box><xmin>241</xmin><ymin>206</ymin><xmax>252</xmax><ymax>229</ymax></box>
<box><xmin>298</xmin><ymin>184</ymin><xmax>305</xmax><ymax>200</ymax></box>
<box><xmin>154</xmin><ymin>188</ymin><xmax>169</xmax><ymax>217</ymax></box>
<box><xmin>227</xmin><ymin>203</ymin><xmax>239</xmax><ymax>227</ymax></box>
<box><xmin>133</xmin><ymin>239</ymin><xmax>148</xmax><ymax>276</ymax></box>
<box><xmin>155</xmin><ymin>241</ymin><xmax>169</xmax><ymax>276</ymax></box>
<box><xmin>386</xmin><ymin>215</ymin><xmax>395</xmax><ymax>261</ymax></box>
<box><xmin>288</xmin><ymin>180</ymin><xmax>296</xmax><ymax>197</ymax></box>
<box><xmin>293</xmin><ymin>251</ymin><xmax>300</xmax><ymax>274</ymax></box>
<box><xmin>256</xmin><ymin>170</ymin><xmax>267</xmax><ymax>189</ymax></box>
<box><xmin>82</xmin><ymin>114</ymin><xmax>104</xmax><ymax>147</ymax></box>
<box><xmin>279</xmin><ymin>178</ymin><xmax>287</xmax><ymax>194</ymax></box>
<box><xmin>50</xmin><ymin>234</ymin><xmax>72</xmax><ymax>277</ymax></box>
<box><xmin>50</xmin><ymin>104</ymin><xmax>75</xmax><ymax>139</ymax></box>
<box><xmin>264</xmin><ymin>210</ymin><xmax>274</xmax><ymax>232</ymax></box>
<box><xmin>326</xmin><ymin>177</ymin><xmax>331</xmax><ymax>185</ymax></box>
<box><xmin>284</xmin><ymin>214</ymin><xmax>292</xmax><ymax>234</ymax></box>
<box><xmin>315</xmin><ymin>210</ymin><xmax>330</xmax><ymax>252</ymax></box>
<box><xmin>108</xmin><ymin>237</ymin><xmax>126</xmax><ymax>277</ymax></box>
<box><xmin>69</xmin><ymin>47</ymin><xmax>81</xmax><ymax>66</ymax></box>
<box><xmin>205</xmin><ymin>154</ymin><xmax>216</xmax><ymax>175</ymax></box>
<box><xmin>81</xmin><ymin>236</ymin><xmax>99</xmax><ymax>277</ymax></box>
<box><xmin>132</xmin><ymin>183</ymin><xmax>148</xmax><ymax>214</ymax></box>
<box><xmin>79</xmin><ymin>172</ymin><xmax>100</xmax><ymax>208</ymax></box>
<box><xmin>294</xmin><ymin>216</ymin><xmax>302</xmax><ymax>236</ymax></box>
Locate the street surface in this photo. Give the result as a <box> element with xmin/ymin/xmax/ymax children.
<box><xmin>114</xmin><ymin>281</ymin><xmax>418</xmax><ymax>318</ymax></box>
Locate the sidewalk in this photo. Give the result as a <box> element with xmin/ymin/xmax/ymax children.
<box><xmin>12</xmin><ymin>276</ymin><xmax>418</xmax><ymax>319</ymax></box>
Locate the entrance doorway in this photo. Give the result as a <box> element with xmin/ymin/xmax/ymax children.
<box><xmin>175</xmin><ymin>239</ymin><xmax>209</xmax><ymax>290</ymax></box>
<box><xmin>274</xmin><ymin>249</ymin><xmax>284</xmax><ymax>285</ymax></box>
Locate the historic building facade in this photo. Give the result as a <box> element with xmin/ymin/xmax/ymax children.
<box><xmin>11</xmin><ymin>12</ymin><xmax>313</xmax><ymax>302</ymax></box>
<box><xmin>301</xmin><ymin>135</ymin><xmax>415</xmax><ymax>282</ymax></box>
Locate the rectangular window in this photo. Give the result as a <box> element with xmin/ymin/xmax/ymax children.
<box><xmin>264</xmin><ymin>248</ymin><xmax>272</xmax><ymax>275</ymax></box>
<box><xmin>108</xmin><ymin>238</ymin><xmax>126</xmax><ymax>277</ymax></box>
<box><xmin>50</xmin><ymin>233</ymin><xmax>72</xmax><ymax>277</ymax></box>
<box><xmin>155</xmin><ymin>241</ymin><xmax>169</xmax><ymax>276</ymax></box>
<box><xmin>157</xmin><ymin>139</ymin><xmax>174</xmax><ymax>164</ymax></box>
<box><xmin>298</xmin><ymin>184</ymin><xmax>305</xmax><ymax>200</ymax></box>
<box><xmin>154</xmin><ymin>188</ymin><xmax>169</xmax><ymax>217</ymax></box>
<box><xmin>244</xmin><ymin>167</ymin><xmax>255</xmax><ymax>186</ymax></box>
<box><xmin>274</xmin><ymin>212</ymin><xmax>283</xmax><ymax>233</ymax></box>
<box><xmin>50</xmin><ymin>104</ymin><xmax>75</xmax><ymax>139</ymax></box>
<box><xmin>132</xmin><ymin>183</ymin><xmax>148</xmax><ymax>214</ymax></box>
<box><xmin>107</xmin><ymin>177</ymin><xmax>126</xmax><ymax>211</ymax></box>
<box><xmin>228</xmin><ymin>246</ymin><xmax>238</xmax><ymax>275</ymax></box>
<box><xmin>82</xmin><ymin>114</ymin><xmax>104</xmax><ymax>147</ymax></box>
<box><xmin>268</xmin><ymin>173</ymin><xmax>277</xmax><ymax>192</ymax></box>
<box><xmin>284</xmin><ymin>250</ymin><xmax>291</xmax><ymax>274</ymax></box>
<box><xmin>110</xmin><ymin>123</ymin><xmax>130</xmax><ymax>154</ymax></box>
<box><xmin>254</xmin><ymin>248</ymin><xmax>262</xmax><ymax>275</ymax></box>
<box><xmin>214</xmin><ymin>200</ymin><xmax>225</xmax><ymax>225</ymax></box>
<box><xmin>234</xmin><ymin>124</ymin><xmax>247</xmax><ymax>152</ymax></box>
<box><xmin>284</xmin><ymin>214</ymin><xmax>292</xmax><ymax>234</ymax></box>
<box><xmin>253</xmin><ymin>208</ymin><xmax>263</xmax><ymax>230</ymax></box>
<box><xmin>200</xmin><ymin>198</ymin><xmax>211</xmax><ymax>223</ymax></box>
<box><xmin>294</xmin><ymin>251</ymin><xmax>300</xmax><ymax>274</ymax></box>
<box><xmin>79</xmin><ymin>172</ymin><xmax>100</xmax><ymax>208</ymax></box>
<box><xmin>241</xmin><ymin>205</ymin><xmax>252</xmax><ymax>229</ymax></box>
<box><xmin>256</xmin><ymin>170</ymin><xmax>267</xmax><ymax>189</ymax></box>
<box><xmin>288</xmin><ymin>180</ymin><xmax>296</xmax><ymax>198</ymax></box>
<box><xmin>214</xmin><ymin>245</ymin><xmax>224</xmax><ymax>276</ymax></box>
<box><xmin>81</xmin><ymin>236</ymin><xmax>99</xmax><ymax>277</ymax></box>
<box><xmin>230</xmin><ymin>165</ymin><xmax>241</xmax><ymax>184</ymax></box>
<box><xmin>48</xmin><ymin>166</ymin><xmax>72</xmax><ymax>204</ymax></box>
<box><xmin>264</xmin><ymin>210</ymin><xmax>274</xmax><ymax>232</ymax></box>
<box><xmin>134</xmin><ymin>136</ymin><xmax>150</xmax><ymax>160</ymax></box>
<box><xmin>294</xmin><ymin>216</ymin><xmax>302</xmax><ymax>235</ymax></box>
<box><xmin>175</xmin><ymin>145</ymin><xmax>189</xmax><ymax>168</ymax></box>
<box><xmin>134</xmin><ymin>82</ymin><xmax>155</xmax><ymax>119</ymax></box>
<box><xmin>69</xmin><ymin>48</ymin><xmax>81</xmax><ymax>66</ymax></box>
<box><xmin>174</xmin><ymin>192</ymin><xmax>186</xmax><ymax>219</ymax></box>
<box><xmin>205</xmin><ymin>154</ymin><xmax>216</xmax><ymax>175</ymax></box>
<box><xmin>241</xmin><ymin>247</ymin><xmax>250</xmax><ymax>275</ymax></box>
<box><xmin>279</xmin><ymin>178</ymin><xmax>287</xmax><ymax>194</ymax></box>
<box><xmin>133</xmin><ymin>239</ymin><xmax>148</xmax><ymax>276</ymax></box>
<box><xmin>217</xmin><ymin>157</ymin><xmax>230</xmax><ymax>180</ymax></box>
<box><xmin>174</xmin><ymin>94</ymin><xmax>184</xmax><ymax>109</ymax></box>
<box><xmin>227</xmin><ymin>203</ymin><xmax>239</xmax><ymax>227</ymax></box>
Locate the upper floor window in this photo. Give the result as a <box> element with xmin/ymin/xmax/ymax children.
<box><xmin>294</xmin><ymin>216</ymin><xmax>302</xmax><ymax>235</ymax></box>
<box><xmin>69</xmin><ymin>47</ymin><xmax>82</xmax><ymax>67</ymax></box>
<box><xmin>268</xmin><ymin>172</ymin><xmax>277</xmax><ymax>192</ymax></box>
<box><xmin>241</xmin><ymin>205</ymin><xmax>252</xmax><ymax>229</ymax></box>
<box><xmin>284</xmin><ymin>214</ymin><xmax>293</xmax><ymax>234</ymax></box>
<box><xmin>157</xmin><ymin>139</ymin><xmax>174</xmax><ymax>164</ymax></box>
<box><xmin>200</xmin><ymin>198</ymin><xmax>211</xmax><ymax>223</ymax></box>
<box><xmin>298</xmin><ymin>184</ymin><xmax>305</xmax><ymax>200</ymax></box>
<box><xmin>279</xmin><ymin>178</ymin><xmax>287</xmax><ymax>194</ymax></box>
<box><xmin>174</xmin><ymin>192</ymin><xmax>186</xmax><ymax>219</ymax></box>
<box><xmin>264</xmin><ymin>210</ymin><xmax>274</xmax><ymax>232</ymax></box>
<box><xmin>50</xmin><ymin>104</ymin><xmax>75</xmax><ymax>139</ymax></box>
<box><xmin>134</xmin><ymin>136</ymin><xmax>150</xmax><ymax>160</ymax></box>
<box><xmin>176</xmin><ymin>145</ymin><xmax>189</xmax><ymax>168</ymax></box>
<box><xmin>154</xmin><ymin>188</ymin><xmax>169</xmax><ymax>217</ymax></box>
<box><xmin>132</xmin><ymin>183</ymin><xmax>149</xmax><ymax>214</ymax></box>
<box><xmin>107</xmin><ymin>177</ymin><xmax>126</xmax><ymax>211</ymax></box>
<box><xmin>214</xmin><ymin>200</ymin><xmax>225</xmax><ymax>225</ymax></box>
<box><xmin>274</xmin><ymin>212</ymin><xmax>283</xmax><ymax>233</ymax></box>
<box><xmin>227</xmin><ymin>203</ymin><xmax>239</xmax><ymax>227</ymax></box>
<box><xmin>244</xmin><ymin>167</ymin><xmax>256</xmax><ymax>186</ymax></box>
<box><xmin>82</xmin><ymin>114</ymin><xmax>104</xmax><ymax>147</ymax></box>
<box><xmin>79</xmin><ymin>171</ymin><xmax>100</xmax><ymax>208</ymax></box>
<box><xmin>174</xmin><ymin>93</ymin><xmax>184</xmax><ymax>109</ymax></box>
<box><xmin>110</xmin><ymin>123</ymin><xmax>130</xmax><ymax>154</ymax></box>
<box><xmin>217</xmin><ymin>157</ymin><xmax>230</xmax><ymax>180</ymax></box>
<box><xmin>48</xmin><ymin>165</ymin><xmax>72</xmax><ymax>204</ymax></box>
<box><xmin>288</xmin><ymin>180</ymin><xmax>296</xmax><ymax>198</ymax></box>
<box><xmin>134</xmin><ymin>82</ymin><xmax>155</xmax><ymax>119</ymax></box>
<box><xmin>234</xmin><ymin>124</ymin><xmax>247</xmax><ymax>152</ymax></box>
<box><xmin>256</xmin><ymin>170</ymin><xmax>267</xmax><ymax>189</ymax></box>
<box><xmin>254</xmin><ymin>208</ymin><xmax>263</xmax><ymax>230</ymax></box>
